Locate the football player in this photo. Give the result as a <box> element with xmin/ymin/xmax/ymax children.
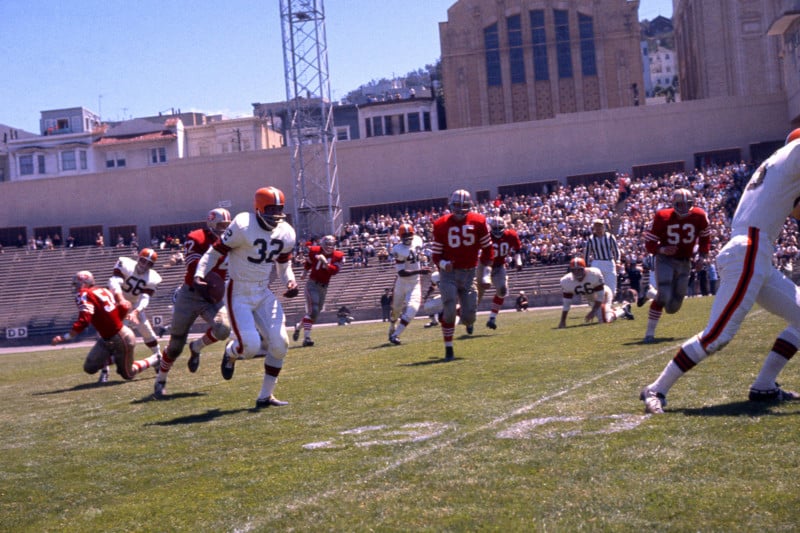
<box><xmin>293</xmin><ymin>234</ymin><xmax>345</xmax><ymax>347</ymax></box>
<box><xmin>431</xmin><ymin>189</ymin><xmax>494</xmax><ymax>360</ymax></box>
<box><xmin>640</xmin><ymin>188</ymin><xmax>711</xmax><ymax>343</ymax></box>
<box><xmin>51</xmin><ymin>271</ymin><xmax>160</xmax><ymax>382</ymax></box>
<box><xmin>558</xmin><ymin>257</ymin><xmax>633</xmax><ymax>329</ymax></box>
<box><xmin>100</xmin><ymin>248</ymin><xmax>163</xmax><ymax>380</ymax></box>
<box><xmin>154</xmin><ymin>207</ymin><xmax>232</xmax><ymax>399</ymax></box>
<box><xmin>480</xmin><ymin>216</ymin><xmax>523</xmax><ymax>330</ymax></box>
<box><xmin>421</xmin><ymin>271</ymin><xmax>442</xmax><ymax>328</ymax></box>
<box><xmin>195</xmin><ymin>186</ymin><xmax>298</xmax><ymax>408</ymax></box>
<box><xmin>387</xmin><ymin>223</ymin><xmax>429</xmax><ymax>345</ymax></box>
<box><xmin>641</xmin><ymin>129</ymin><xmax>800</xmax><ymax>414</ymax></box>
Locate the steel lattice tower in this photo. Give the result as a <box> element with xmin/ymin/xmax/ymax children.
<box><xmin>279</xmin><ymin>0</ymin><xmax>341</xmax><ymax>241</ymax></box>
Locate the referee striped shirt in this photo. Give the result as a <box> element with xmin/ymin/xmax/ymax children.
<box><xmin>584</xmin><ymin>232</ymin><xmax>620</xmax><ymax>263</ymax></box>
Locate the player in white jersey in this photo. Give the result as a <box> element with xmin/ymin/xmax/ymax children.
<box><xmin>105</xmin><ymin>248</ymin><xmax>162</xmax><ymax>376</ymax></box>
<box><xmin>195</xmin><ymin>186</ymin><xmax>298</xmax><ymax>409</ymax></box>
<box><xmin>557</xmin><ymin>257</ymin><xmax>633</xmax><ymax>329</ymax></box>
<box><xmin>387</xmin><ymin>224</ymin><xmax>429</xmax><ymax>345</ymax></box>
<box><xmin>640</xmin><ymin>130</ymin><xmax>800</xmax><ymax>414</ymax></box>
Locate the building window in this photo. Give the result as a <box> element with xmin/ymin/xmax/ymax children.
<box><xmin>484</xmin><ymin>23</ymin><xmax>502</xmax><ymax>87</ymax></box>
<box><xmin>408</xmin><ymin>113</ymin><xmax>421</xmax><ymax>133</ymax></box>
<box><xmin>554</xmin><ymin>9</ymin><xmax>573</xmax><ymax>79</ymax></box>
<box><xmin>106</xmin><ymin>152</ymin><xmax>126</xmax><ymax>168</ymax></box>
<box><xmin>384</xmin><ymin>115</ymin><xmax>393</xmax><ymax>136</ymax></box>
<box><xmin>37</xmin><ymin>154</ymin><xmax>46</xmax><ymax>174</ymax></box>
<box><xmin>530</xmin><ymin>10</ymin><xmax>549</xmax><ymax>81</ymax></box>
<box><xmin>150</xmin><ymin>147</ymin><xmax>167</xmax><ymax>164</ymax></box>
<box><xmin>79</xmin><ymin>150</ymin><xmax>87</xmax><ymax>170</ymax></box>
<box><xmin>364</xmin><ymin>118</ymin><xmax>372</xmax><ymax>138</ymax></box>
<box><xmin>423</xmin><ymin>111</ymin><xmax>431</xmax><ymax>132</ymax></box>
<box><xmin>335</xmin><ymin>126</ymin><xmax>350</xmax><ymax>141</ymax></box>
<box><xmin>19</xmin><ymin>155</ymin><xmax>34</xmax><ymax>175</ymax></box>
<box><xmin>57</xmin><ymin>118</ymin><xmax>69</xmax><ymax>132</ymax></box>
<box><xmin>372</xmin><ymin>117</ymin><xmax>383</xmax><ymax>136</ymax></box>
<box><xmin>508</xmin><ymin>15</ymin><xmax>525</xmax><ymax>84</ymax></box>
<box><xmin>578</xmin><ymin>13</ymin><xmax>597</xmax><ymax>76</ymax></box>
<box><xmin>61</xmin><ymin>151</ymin><xmax>77</xmax><ymax>171</ymax></box>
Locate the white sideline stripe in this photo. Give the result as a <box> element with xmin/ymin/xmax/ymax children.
<box><xmin>277</xmin><ymin>317</ymin><xmax>722</xmax><ymax>519</ymax></box>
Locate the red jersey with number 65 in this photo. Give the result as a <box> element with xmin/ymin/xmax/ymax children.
<box><xmin>643</xmin><ymin>207</ymin><xmax>711</xmax><ymax>259</ymax></box>
<box><xmin>73</xmin><ymin>286</ymin><xmax>126</xmax><ymax>339</ymax></box>
<box><xmin>431</xmin><ymin>211</ymin><xmax>494</xmax><ymax>269</ymax></box>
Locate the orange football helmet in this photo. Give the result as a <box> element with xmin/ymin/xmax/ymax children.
<box><xmin>254</xmin><ymin>186</ymin><xmax>286</xmax><ymax>230</ymax></box>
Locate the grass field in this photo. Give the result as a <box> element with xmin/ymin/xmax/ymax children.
<box><xmin>2</xmin><ymin>297</ymin><xmax>800</xmax><ymax>532</ymax></box>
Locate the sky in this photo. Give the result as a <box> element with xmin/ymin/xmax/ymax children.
<box><xmin>1</xmin><ymin>0</ymin><xmax>673</xmax><ymax>134</ymax></box>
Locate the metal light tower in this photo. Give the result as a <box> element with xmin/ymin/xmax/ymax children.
<box><xmin>279</xmin><ymin>0</ymin><xmax>342</xmax><ymax>241</ymax></box>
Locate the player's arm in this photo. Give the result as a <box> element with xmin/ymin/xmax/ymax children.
<box><xmin>558</xmin><ymin>289</ymin><xmax>573</xmax><ymax>329</ymax></box>
<box><xmin>52</xmin><ymin>300</ymin><xmax>91</xmax><ymax>345</ymax></box>
<box><xmin>196</xmin><ymin>241</ymin><xmax>228</xmax><ymax>282</ymax></box>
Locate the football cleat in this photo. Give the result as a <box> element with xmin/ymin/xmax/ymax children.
<box><xmin>466</xmin><ymin>324</ymin><xmax>474</xmax><ymax>335</ymax></box>
<box><xmin>637</xmin><ymin>290</ymin><xmax>649</xmax><ymax>308</ymax></box>
<box><xmin>424</xmin><ymin>320</ymin><xmax>439</xmax><ymax>328</ymax></box>
<box><xmin>220</xmin><ymin>349</ymin><xmax>236</xmax><ymax>380</ymax></box>
<box><xmin>255</xmin><ymin>395</ymin><xmax>289</xmax><ymax>408</ymax></box>
<box><xmin>486</xmin><ymin>317</ymin><xmax>497</xmax><ymax>330</ymax></box>
<box><xmin>153</xmin><ymin>379</ymin><xmax>167</xmax><ymax>400</ymax></box>
<box><xmin>97</xmin><ymin>369</ymin><xmax>109</xmax><ymax>384</ymax></box>
<box><xmin>748</xmin><ymin>383</ymin><xmax>800</xmax><ymax>402</ymax></box>
<box><xmin>303</xmin><ymin>338</ymin><xmax>315</xmax><ymax>347</ymax></box>
<box><xmin>643</xmin><ymin>335</ymin><xmax>656</xmax><ymax>344</ymax></box>
<box><xmin>623</xmin><ymin>304</ymin><xmax>634</xmax><ymax>320</ymax></box>
<box><xmin>389</xmin><ymin>335</ymin><xmax>401</xmax><ymax>345</ymax></box>
<box><xmin>640</xmin><ymin>387</ymin><xmax>666</xmax><ymax>414</ymax></box>
<box><xmin>187</xmin><ymin>346</ymin><xmax>201</xmax><ymax>373</ymax></box>
<box><xmin>444</xmin><ymin>346</ymin><xmax>455</xmax><ymax>361</ymax></box>
<box><xmin>292</xmin><ymin>323</ymin><xmax>301</xmax><ymax>342</ymax></box>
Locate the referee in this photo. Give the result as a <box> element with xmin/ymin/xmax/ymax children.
<box><xmin>584</xmin><ymin>219</ymin><xmax>620</xmax><ymax>299</ymax></box>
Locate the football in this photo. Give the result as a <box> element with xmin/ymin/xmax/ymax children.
<box><xmin>204</xmin><ymin>271</ymin><xmax>226</xmax><ymax>303</ymax></box>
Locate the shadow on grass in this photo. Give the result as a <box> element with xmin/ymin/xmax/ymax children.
<box><xmin>33</xmin><ymin>379</ymin><xmax>133</xmax><ymax>395</ymax></box>
<box><xmin>131</xmin><ymin>391</ymin><xmax>208</xmax><ymax>404</ymax></box>
<box><xmin>145</xmin><ymin>407</ymin><xmax>254</xmax><ymax>426</ymax></box>
<box><xmin>677</xmin><ymin>401</ymin><xmax>800</xmax><ymax>417</ymax></box>
<box><xmin>403</xmin><ymin>357</ymin><xmax>458</xmax><ymax>367</ymax></box>
<box><xmin>621</xmin><ymin>336</ymin><xmax>679</xmax><ymax>346</ymax></box>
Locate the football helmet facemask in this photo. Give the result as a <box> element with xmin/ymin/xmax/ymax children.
<box><xmin>72</xmin><ymin>270</ymin><xmax>95</xmax><ymax>291</ymax></box>
<box><xmin>207</xmin><ymin>207</ymin><xmax>231</xmax><ymax>236</ymax></box>
<box><xmin>136</xmin><ymin>248</ymin><xmax>158</xmax><ymax>274</ymax></box>
<box><xmin>448</xmin><ymin>189</ymin><xmax>472</xmax><ymax>220</ymax></box>
<box><xmin>569</xmin><ymin>257</ymin><xmax>586</xmax><ymax>281</ymax></box>
<box><xmin>672</xmin><ymin>188</ymin><xmax>693</xmax><ymax>217</ymax></box>
<box><xmin>320</xmin><ymin>235</ymin><xmax>336</xmax><ymax>254</ymax></box>
<box><xmin>254</xmin><ymin>186</ymin><xmax>286</xmax><ymax>230</ymax></box>
<box><xmin>398</xmin><ymin>224</ymin><xmax>415</xmax><ymax>245</ymax></box>
<box><xmin>489</xmin><ymin>216</ymin><xmax>505</xmax><ymax>238</ymax></box>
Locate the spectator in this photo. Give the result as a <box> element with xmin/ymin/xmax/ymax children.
<box><xmin>515</xmin><ymin>291</ymin><xmax>529</xmax><ymax>312</ymax></box>
<box><xmin>116</xmin><ymin>234</ymin><xmax>125</xmax><ymax>248</ymax></box>
<box><xmin>95</xmin><ymin>233</ymin><xmax>104</xmax><ymax>247</ymax></box>
<box><xmin>337</xmin><ymin>306</ymin><xmax>354</xmax><ymax>326</ymax></box>
<box><xmin>16</xmin><ymin>233</ymin><xmax>25</xmax><ymax>248</ymax></box>
<box><xmin>52</xmin><ymin>233</ymin><xmax>62</xmax><ymax>247</ymax></box>
<box><xmin>66</xmin><ymin>234</ymin><xmax>76</xmax><ymax>248</ymax></box>
<box><xmin>380</xmin><ymin>288</ymin><xmax>392</xmax><ymax>322</ymax></box>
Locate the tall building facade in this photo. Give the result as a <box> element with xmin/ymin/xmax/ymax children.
<box><xmin>439</xmin><ymin>0</ymin><xmax>644</xmax><ymax>129</ymax></box>
<box><xmin>674</xmin><ymin>0</ymin><xmax>784</xmax><ymax>101</ymax></box>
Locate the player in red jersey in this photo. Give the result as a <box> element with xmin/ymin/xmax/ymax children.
<box><xmin>641</xmin><ymin>188</ymin><xmax>711</xmax><ymax>343</ymax></box>
<box><xmin>153</xmin><ymin>208</ymin><xmax>232</xmax><ymax>399</ymax></box>
<box><xmin>431</xmin><ymin>189</ymin><xmax>494</xmax><ymax>360</ymax></box>
<box><xmin>293</xmin><ymin>235</ymin><xmax>345</xmax><ymax>347</ymax></box>
<box><xmin>51</xmin><ymin>270</ymin><xmax>159</xmax><ymax>382</ymax></box>
<box><xmin>480</xmin><ymin>216</ymin><xmax>522</xmax><ymax>330</ymax></box>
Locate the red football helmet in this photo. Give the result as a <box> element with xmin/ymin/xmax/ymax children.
<box><xmin>448</xmin><ymin>189</ymin><xmax>472</xmax><ymax>220</ymax></box>
<box><xmin>672</xmin><ymin>188</ymin><xmax>693</xmax><ymax>217</ymax></box>
<box><xmin>207</xmin><ymin>207</ymin><xmax>231</xmax><ymax>236</ymax></box>
<box><xmin>398</xmin><ymin>224</ymin><xmax>415</xmax><ymax>245</ymax></box>
<box><xmin>254</xmin><ymin>186</ymin><xmax>286</xmax><ymax>230</ymax></box>
<box><xmin>320</xmin><ymin>235</ymin><xmax>336</xmax><ymax>254</ymax></box>
<box><xmin>569</xmin><ymin>257</ymin><xmax>586</xmax><ymax>281</ymax></box>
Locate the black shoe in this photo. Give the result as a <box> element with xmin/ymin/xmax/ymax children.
<box><xmin>255</xmin><ymin>395</ymin><xmax>289</xmax><ymax>408</ymax></box>
<box><xmin>637</xmin><ymin>287</ymin><xmax>649</xmax><ymax>308</ymax></box>
<box><xmin>623</xmin><ymin>303</ymin><xmax>635</xmax><ymax>320</ymax></box>
<box><xmin>424</xmin><ymin>321</ymin><xmax>438</xmax><ymax>329</ymax></box>
<box><xmin>292</xmin><ymin>323</ymin><xmax>300</xmax><ymax>342</ymax></box>
<box><xmin>303</xmin><ymin>338</ymin><xmax>315</xmax><ymax>347</ymax></box>
<box><xmin>153</xmin><ymin>379</ymin><xmax>167</xmax><ymax>400</ymax></box>
<box><xmin>486</xmin><ymin>318</ymin><xmax>497</xmax><ymax>330</ymax></box>
<box><xmin>389</xmin><ymin>335</ymin><xmax>401</xmax><ymax>345</ymax></box>
<box><xmin>748</xmin><ymin>383</ymin><xmax>800</xmax><ymax>402</ymax></box>
<box><xmin>187</xmin><ymin>346</ymin><xmax>200</xmax><ymax>373</ymax></box>
<box><xmin>466</xmin><ymin>324</ymin><xmax>474</xmax><ymax>335</ymax></box>
<box><xmin>220</xmin><ymin>351</ymin><xmax>235</xmax><ymax>380</ymax></box>
<box><xmin>445</xmin><ymin>346</ymin><xmax>454</xmax><ymax>361</ymax></box>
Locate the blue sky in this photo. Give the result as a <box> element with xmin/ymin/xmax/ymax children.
<box><xmin>1</xmin><ymin>0</ymin><xmax>672</xmax><ymax>133</ymax></box>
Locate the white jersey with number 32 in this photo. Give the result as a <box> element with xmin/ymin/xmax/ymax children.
<box><xmin>220</xmin><ymin>212</ymin><xmax>296</xmax><ymax>282</ymax></box>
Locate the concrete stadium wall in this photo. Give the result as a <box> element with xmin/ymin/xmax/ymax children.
<box><xmin>0</xmin><ymin>93</ymin><xmax>787</xmax><ymax>243</ymax></box>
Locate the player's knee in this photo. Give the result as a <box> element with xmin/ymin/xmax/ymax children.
<box><xmin>665</xmin><ymin>299</ymin><xmax>683</xmax><ymax>314</ymax></box>
<box><xmin>265</xmin><ymin>353</ymin><xmax>285</xmax><ymax>369</ymax></box>
<box><xmin>212</xmin><ymin>322</ymin><xmax>231</xmax><ymax>341</ymax></box>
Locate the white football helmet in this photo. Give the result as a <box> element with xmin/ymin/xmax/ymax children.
<box><xmin>448</xmin><ymin>189</ymin><xmax>472</xmax><ymax>220</ymax></box>
<box><xmin>207</xmin><ymin>207</ymin><xmax>231</xmax><ymax>236</ymax></box>
<box><xmin>488</xmin><ymin>216</ymin><xmax>505</xmax><ymax>238</ymax></box>
<box><xmin>72</xmin><ymin>270</ymin><xmax>95</xmax><ymax>291</ymax></box>
<box><xmin>672</xmin><ymin>188</ymin><xmax>693</xmax><ymax>217</ymax></box>
<box><xmin>321</xmin><ymin>235</ymin><xmax>336</xmax><ymax>254</ymax></box>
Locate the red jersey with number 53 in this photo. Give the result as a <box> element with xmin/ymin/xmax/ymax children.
<box><xmin>643</xmin><ymin>207</ymin><xmax>711</xmax><ymax>259</ymax></box>
<box><xmin>431</xmin><ymin>212</ymin><xmax>494</xmax><ymax>269</ymax></box>
<box><xmin>490</xmin><ymin>229</ymin><xmax>522</xmax><ymax>267</ymax></box>
<box><xmin>73</xmin><ymin>286</ymin><xmax>126</xmax><ymax>339</ymax></box>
